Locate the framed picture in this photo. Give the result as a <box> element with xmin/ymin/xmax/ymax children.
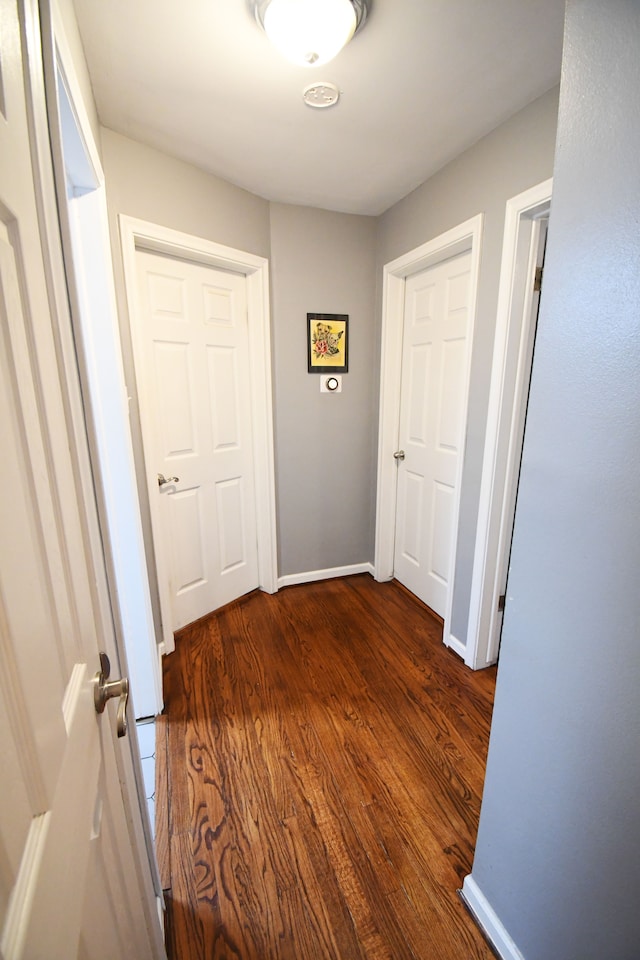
<box><xmin>307</xmin><ymin>313</ymin><xmax>349</xmax><ymax>373</ymax></box>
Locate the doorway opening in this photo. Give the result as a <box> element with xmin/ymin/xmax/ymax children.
<box><xmin>375</xmin><ymin>215</ymin><xmax>483</xmax><ymax>656</ymax></box>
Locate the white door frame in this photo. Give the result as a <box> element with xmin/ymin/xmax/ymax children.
<box><xmin>375</xmin><ymin>214</ymin><xmax>483</xmax><ymax>649</ymax></box>
<box><xmin>120</xmin><ymin>217</ymin><xmax>278</xmax><ymax>650</ymax></box>
<box><xmin>466</xmin><ymin>179</ymin><xmax>552</xmax><ymax>669</ymax></box>
<box><xmin>49</xmin><ymin>12</ymin><xmax>162</xmax><ymax>719</ymax></box>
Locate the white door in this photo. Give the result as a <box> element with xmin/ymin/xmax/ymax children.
<box><xmin>393</xmin><ymin>251</ymin><xmax>472</xmax><ymax>617</ymax></box>
<box><xmin>133</xmin><ymin>250</ymin><xmax>260</xmax><ymax>633</ymax></box>
<box><xmin>0</xmin><ymin>2</ymin><xmax>164</xmax><ymax>956</ymax></box>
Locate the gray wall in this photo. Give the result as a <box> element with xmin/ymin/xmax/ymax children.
<box><xmin>269</xmin><ymin>203</ymin><xmax>377</xmax><ymax>575</ymax></box>
<box><xmin>469</xmin><ymin>2</ymin><xmax>640</xmax><ymax>957</ymax></box>
<box><xmin>100</xmin><ymin>132</ymin><xmax>378</xmax><ymax>584</ymax></box>
<box><xmin>101</xmin><ymin>127</ymin><xmax>272</xmax><ymax>258</ymax></box>
<box><xmin>98</xmin><ymin>87</ymin><xmax>559</xmax><ymax>606</ymax></box>
<box><xmin>377</xmin><ymin>86</ymin><xmax>559</xmax><ymax>648</ymax></box>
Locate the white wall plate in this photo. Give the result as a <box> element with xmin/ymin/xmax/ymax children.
<box><xmin>320</xmin><ymin>375</ymin><xmax>342</xmax><ymax>393</ymax></box>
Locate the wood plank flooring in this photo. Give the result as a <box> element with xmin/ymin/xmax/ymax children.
<box><xmin>156</xmin><ymin>574</ymin><xmax>497</xmax><ymax>959</ymax></box>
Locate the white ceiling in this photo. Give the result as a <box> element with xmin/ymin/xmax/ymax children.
<box><xmin>72</xmin><ymin>0</ymin><xmax>565</xmax><ymax>216</ymax></box>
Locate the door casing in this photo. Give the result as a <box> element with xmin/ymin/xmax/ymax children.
<box><xmin>120</xmin><ymin>216</ymin><xmax>278</xmax><ymax>651</ymax></box>
<box><xmin>47</xmin><ymin>10</ymin><xmax>162</xmax><ymax>719</ymax></box>
<box><xmin>466</xmin><ymin>179</ymin><xmax>552</xmax><ymax>669</ymax></box>
<box><xmin>375</xmin><ymin>215</ymin><xmax>483</xmax><ymax>654</ymax></box>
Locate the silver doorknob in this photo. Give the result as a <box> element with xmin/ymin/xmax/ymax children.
<box><xmin>94</xmin><ymin>652</ymin><xmax>129</xmax><ymax>738</ymax></box>
<box><xmin>158</xmin><ymin>473</ymin><xmax>179</xmax><ymax>486</ymax></box>
<box><xmin>393</xmin><ymin>450</ymin><xmax>405</xmax><ymax>461</ymax></box>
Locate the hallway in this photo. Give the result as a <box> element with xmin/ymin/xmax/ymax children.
<box><xmin>156</xmin><ymin>575</ymin><xmax>497</xmax><ymax>958</ymax></box>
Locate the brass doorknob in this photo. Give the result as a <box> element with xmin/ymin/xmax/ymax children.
<box><xmin>157</xmin><ymin>473</ymin><xmax>179</xmax><ymax>486</ymax></box>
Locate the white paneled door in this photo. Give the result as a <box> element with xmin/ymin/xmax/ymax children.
<box><xmin>134</xmin><ymin>251</ymin><xmax>259</xmax><ymax>633</ymax></box>
<box><xmin>0</xmin><ymin>1</ymin><xmax>163</xmax><ymax>956</ymax></box>
<box><xmin>393</xmin><ymin>252</ymin><xmax>472</xmax><ymax>617</ymax></box>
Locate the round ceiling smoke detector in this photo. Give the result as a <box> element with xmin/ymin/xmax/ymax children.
<box><xmin>303</xmin><ymin>82</ymin><xmax>341</xmax><ymax>109</ymax></box>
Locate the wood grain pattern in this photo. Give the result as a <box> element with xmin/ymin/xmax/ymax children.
<box><xmin>157</xmin><ymin>575</ymin><xmax>497</xmax><ymax>959</ymax></box>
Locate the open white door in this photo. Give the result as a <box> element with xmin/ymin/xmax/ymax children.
<box><xmin>0</xmin><ymin>1</ymin><xmax>165</xmax><ymax>955</ymax></box>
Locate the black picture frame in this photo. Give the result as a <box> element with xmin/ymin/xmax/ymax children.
<box><xmin>307</xmin><ymin>313</ymin><xmax>349</xmax><ymax>373</ymax></box>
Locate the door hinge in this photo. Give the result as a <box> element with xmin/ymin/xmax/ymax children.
<box><xmin>534</xmin><ymin>266</ymin><xmax>544</xmax><ymax>292</ymax></box>
<box><xmin>498</xmin><ymin>594</ymin><xmax>506</xmax><ymax>612</ymax></box>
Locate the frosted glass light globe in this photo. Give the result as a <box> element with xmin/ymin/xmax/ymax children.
<box><xmin>262</xmin><ymin>0</ymin><xmax>357</xmax><ymax>67</ymax></box>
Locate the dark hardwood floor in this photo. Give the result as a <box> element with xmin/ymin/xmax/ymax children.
<box><xmin>156</xmin><ymin>574</ymin><xmax>497</xmax><ymax>959</ymax></box>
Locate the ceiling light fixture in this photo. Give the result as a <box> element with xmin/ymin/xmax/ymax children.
<box><xmin>254</xmin><ymin>0</ymin><xmax>369</xmax><ymax>68</ymax></box>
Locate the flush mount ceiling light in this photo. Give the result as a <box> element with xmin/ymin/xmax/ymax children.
<box><xmin>254</xmin><ymin>0</ymin><xmax>369</xmax><ymax>68</ymax></box>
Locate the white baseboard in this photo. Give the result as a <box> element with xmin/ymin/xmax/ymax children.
<box><xmin>460</xmin><ymin>875</ymin><xmax>525</xmax><ymax>960</ymax></box>
<box><xmin>445</xmin><ymin>632</ymin><xmax>467</xmax><ymax>661</ymax></box>
<box><xmin>278</xmin><ymin>562</ymin><xmax>374</xmax><ymax>589</ymax></box>
<box><xmin>156</xmin><ymin>894</ymin><xmax>165</xmax><ymax>938</ymax></box>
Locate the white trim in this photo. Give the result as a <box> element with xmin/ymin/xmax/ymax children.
<box><xmin>460</xmin><ymin>875</ymin><xmax>525</xmax><ymax>960</ymax></box>
<box><xmin>119</xmin><ymin>217</ymin><xmax>278</xmax><ymax>649</ymax></box>
<box><xmin>65</xmin><ymin>194</ymin><xmax>163</xmax><ymax>716</ymax></box>
<box><xmin>278</xmin><ymin>563</ymin><xmax>374</xmax><ymax>589</ymax></box>
<box><xmin>50</xmin><ymin>15</ymin><xmax>163</xmax><ymax>718</ymax></box>
<box><xmin>51</xmin><ymin>1</ymin><xmax>103</xmax><ymax>188</ymax></box>
<box><xmin>466</xmin><ymin>179</ymin><xmax>552</xmax><ymax>670</ymax></box>
<box><xmin>1</xmin><ymin>812</ymin><xmax>51</xmax><ymax>958</ymax></box>
<box><xmin>446</xmin><ymin>633</ymin><xmax>467</xmax><ymax>661</ymax></box>
<box><xmin>374</xmin><ymin>215</ymin><xmax>484</xmax><ymax>653</ymax></box>
<box><xmin>156</xmin><ymin>895</ymin><xmax>165</xmax><ymax>936</ymax></box>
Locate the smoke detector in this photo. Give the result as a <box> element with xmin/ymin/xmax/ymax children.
<box><xmin>303</xmin><ymin>82</ymin><xmax>341</xmax><ymax>109</ymax></box>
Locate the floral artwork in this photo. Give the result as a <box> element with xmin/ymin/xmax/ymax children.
<box><xmin>307</xmin><ymin>313</ymin><xmax>348</xmax><ymax>373</ymax></box>
<box><xmin>313</xmin><ymin>321</ymin><xmax>342</xmax><ymax>361</ymax></box>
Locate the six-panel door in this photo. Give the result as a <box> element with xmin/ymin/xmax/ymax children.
<box><xmin>134</xmin><ymin>251</ymin><xmax>260</xmax><ymax>632</ymax></box>
<box><xmin>393</xmin><ymin>252</ymin><xmax>472</xmax><ymax>617</ymax></box>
